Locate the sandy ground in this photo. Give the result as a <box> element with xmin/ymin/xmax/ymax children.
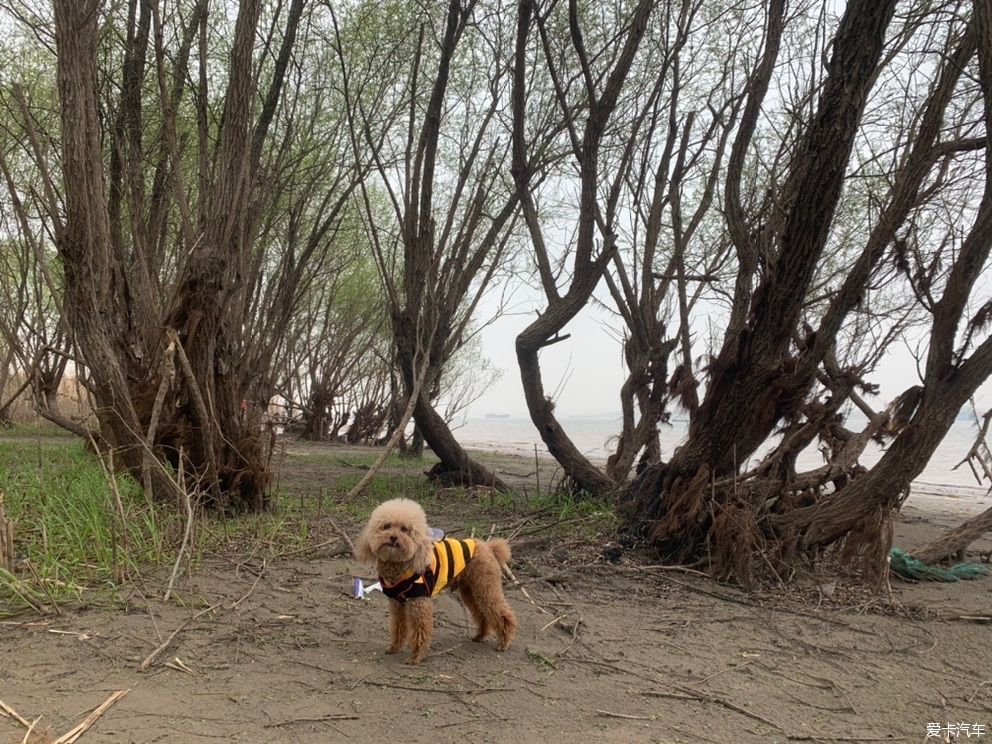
<box><xmin>2</xmin><ymin>441</ymin><xmax>991</xmax><ymax>744</ymax></box>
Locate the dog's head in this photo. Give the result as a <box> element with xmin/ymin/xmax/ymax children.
<box><xmin>354</xmin><ymin>498</ymin><xmax>432</xmax><ymax>571</ymax></box>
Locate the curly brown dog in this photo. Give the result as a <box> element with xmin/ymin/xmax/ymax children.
<box><xmin>354</xmin><ymin>498</ymin><xmax>518</xmax><ymax>664</ymax></box>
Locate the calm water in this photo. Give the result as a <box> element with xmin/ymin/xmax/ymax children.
<box><xmin>454</xmin><ymin>415</ymin><xmax>991</xmax><ymax>502</ymax></box>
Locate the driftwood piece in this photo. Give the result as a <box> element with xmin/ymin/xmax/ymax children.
<box><xmin>51</xmin><ymin>689</ymin><xmax>129</xmax><ymax>743</ymax></box>
<box><xmin>915</xmin><ymin>505</ymin><xmax>992</xmax><ymax>564</ymax></box>
<box><xmin>915</xmin><ymin>406</ymin><xmax>992</xmax><ymax>563</ymax></box>
<box><xmin>953</xmin><ymin>407</ymin><xmax>992</xmax><ymax>490</ymax></box>
<box><xmin>0</xmin><ymin>697</ymin><xmax>32</xmax><ymax>728</ymax></box>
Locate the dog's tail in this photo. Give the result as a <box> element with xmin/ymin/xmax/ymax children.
<box><xmin>487</xmin><ymin>538</ymin><xmax>512</xmax><ymax>567</ymax></box>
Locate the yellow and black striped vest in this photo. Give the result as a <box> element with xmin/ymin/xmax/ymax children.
<box><xmin>381</xmin><ymin>538</ymin><xmax>477</xmax><ymax>602</ymax></box>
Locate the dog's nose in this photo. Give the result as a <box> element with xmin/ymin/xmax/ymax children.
<box><xmin>389</xmin><ymin>535</ymin><xmax>398</xmax><ymax>544</ymax></box>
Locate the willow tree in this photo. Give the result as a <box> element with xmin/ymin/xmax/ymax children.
<box><xmin>0</xmin><ymin>20</ymin><xmax>87</xmax><ymax>429</ymax></box>
<box><xmin>27</xmin><ymin>0</ymin><xmax>354</xmax><ymax>510</ymax></box>
<box><xmin>332</xmin><ymin>0</ymin><xmax>528</xmax><ymax>488</ymax></box>
<box><xmin>511</xmin><ymin>0</ymin><xmax>657</xmax><ymax>495</ymax></box>
<box><xmin>511</xmin><ymin>0</ymin><xmax>764</xmax><ymax>489</ymax></box>
<box><xmin>619</xmin><ymin>0</ymin><xmax>992</xmax><ymax>581</ymax></box>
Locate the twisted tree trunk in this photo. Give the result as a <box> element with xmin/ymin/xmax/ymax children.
<box><xmin>52</xmin><ymin>0</ymin><xmax>307</xmax><ymax>511</ymax></box>
<box><xmin>623</xmin><ymin>0</ymin><xmax>902</xmax><ymax>558</ymax></box>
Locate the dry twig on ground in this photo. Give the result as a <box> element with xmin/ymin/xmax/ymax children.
<box><xmin>51</xmin><ymin>689</ymin><xmax>129</xmax><ymax>744</ymax></box>
<box><xmin>139</xmin><ymin>604</ymin><xmax>219</xmax><ymax>671</ymax></box>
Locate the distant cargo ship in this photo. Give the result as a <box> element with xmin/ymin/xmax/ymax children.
<box><xmin>484</xmin><ymin>413</ymin><xmax>510</xmax><ymax>419</ymax></box>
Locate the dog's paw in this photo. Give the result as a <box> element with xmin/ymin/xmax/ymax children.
<box><xmin>386</xmin><ymin>645</ymin><xmax>402</xmax><ymax>654</ymax></box>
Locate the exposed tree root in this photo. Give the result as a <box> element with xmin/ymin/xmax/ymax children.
<box><xmin>707</xmin><ymin>503</ymin><xmax>760</xmax><ymax>588</ymax></box>
<box><xmin>425</xmin><ymin>462</ymin><xmax>509</xmax><ymax>491</ymax></box>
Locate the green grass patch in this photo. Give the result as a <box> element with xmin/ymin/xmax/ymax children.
<box><xmin>0</xmin><ymin>435</ymin><xmax>620</xmax><ymax>617</ymax></box>
<box><xmin>197</xmin><ymin>508</ymin><xmax>312</xmax><ymax>557</ymax></box>
<box><xmin>528</xmin><ymin>488</ymin><xmax>616</xmax><ymax>520</ymax></box>
<box><xmin>327</xmin><ymin>473</ymin><xmax>440</xmax><ymax>515</ymax></box>
<box><xmin>0</xmin><ymin>438</ymin><xmax>176</xmax><ymax>615</ymax></box>
<box><xmin>0</xmin><ymin>438</ymin><xmax>324</xmax><ymax>616</ymax></box>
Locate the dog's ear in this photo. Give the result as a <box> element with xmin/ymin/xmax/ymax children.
<box><xmin>353</xmin><ymin>523</ymin><xmax>375</xmax><ymax>563</ymax></box>
<box><xmin>410</xmin><ymin>527</ymin><xmax>433</xmax><ymax>573</ymax></box>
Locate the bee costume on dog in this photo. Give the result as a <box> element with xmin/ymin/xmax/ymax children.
<box><xmin>381</xmin><ymin>538</ymin><xmax>477</xmax><ymax>602</ymax></box>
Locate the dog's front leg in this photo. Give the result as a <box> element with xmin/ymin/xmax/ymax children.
<box><xmin>405</xmin><ymin>598</ymin><xmax>433</xmax><ymax>664</ymax></box>
<box><xmin>387</xmin><ymin>599</ymin><xmax>407</xmax><ymax>654</ymax></box>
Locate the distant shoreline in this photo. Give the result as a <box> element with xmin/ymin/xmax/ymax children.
<box><xmin>454</xmin><ymin>416</ymin><xmax>991</xmax><ymax>505</ymax></box>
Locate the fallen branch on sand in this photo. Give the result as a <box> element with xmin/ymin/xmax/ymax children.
<box><xmin>641</xmin><ymin>688</ymin><xmax>782</xmax><ymax>731</ymax></box>
<box><xmin>0</xmin><ymin>697</ymin><xmax>31</xmax><ymax>728</ymax></box>
<box><xmin>595</xmin><ymin>709</ymin><xmax>654</xmax><ymax>721</ymax></box>
<box><xmin>326</xmin><ymin>517</ymin><xmax>355</xmax><ymax>556</ymax></box>
<box><xmin>364</xmin><ymin>680</ymin><xmax>514</xmax><ymax>694</ymax></box>
<box><xmin>2</xmin><ymin>690</ymin><xmax>129</xmax><ymax>743</ymax></box>
<box><xmin>21</xmin><ymin>715</ymin><xmax>41</xmax><ymax>744</ymax></box>
<box><xmin>263</xmin><ymin>713</ymin><xmax>360</xmax><ymax>728</ymax></box>
<box><xmin>272</xmin><ymin>534</ymin><xmax>351</xmax><ymax>559</ymax></box>
<box><xmin>52</xmin><ymin>689</ymin><xmax>129</xmax><ymax>743</ymax></box>
<box><xmin>501</xmin><ymin>563</ymin><xmax>552</xmax><ymax>616</ymax></box>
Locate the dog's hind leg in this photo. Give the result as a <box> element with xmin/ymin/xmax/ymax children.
<box><xmin>487</xmin><ymin>594</ymin><xmax>518</xmax><ymax>652</ymax></box>
<box><xmin>476</xmin><ymin>563</ymin><xmax>518</xmax><ymax>652</ymax></box>
<box><xmin>469</xmin><ymin>546</ymin><xmax>518</xmax><ymax>652</ymax></box>
<box><xmin>458</xmin><ymin>584</ymin><xmax>491</xmax><ymax>642</ymax></box>
<box><xmin>474</xmin><ymin>580</ymin><xmax>517</xmax><ymax>651</ymax></box>
<box><xmin>406</xmin><ymin>599</ymin><xmax>433</xmax><ymax>664</ymax></box>
<box><xmin>387</xmin><ymin>599</ymin><xmax>407</xmax><ymax>654</ymax></box>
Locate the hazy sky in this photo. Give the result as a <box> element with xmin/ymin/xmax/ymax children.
<box><xmin>463</xmin><ymin>289</ymin><xmax>992</xmax><ymax>421</ymax></box>
<box><xmin>466</xmin><ymin>300</ymin><xmax>624</xmax><ymax>418</ymax></box>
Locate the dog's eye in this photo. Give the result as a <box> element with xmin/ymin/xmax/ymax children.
<box><xmin>381</xmin><ymin>523</ymin><xmax>391</xmax><ymax>531</ymax></box>
<box><xmin>400</xmin><ymin>526</ymin><xmax>409</xmax><ymax>533</ymax></box>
